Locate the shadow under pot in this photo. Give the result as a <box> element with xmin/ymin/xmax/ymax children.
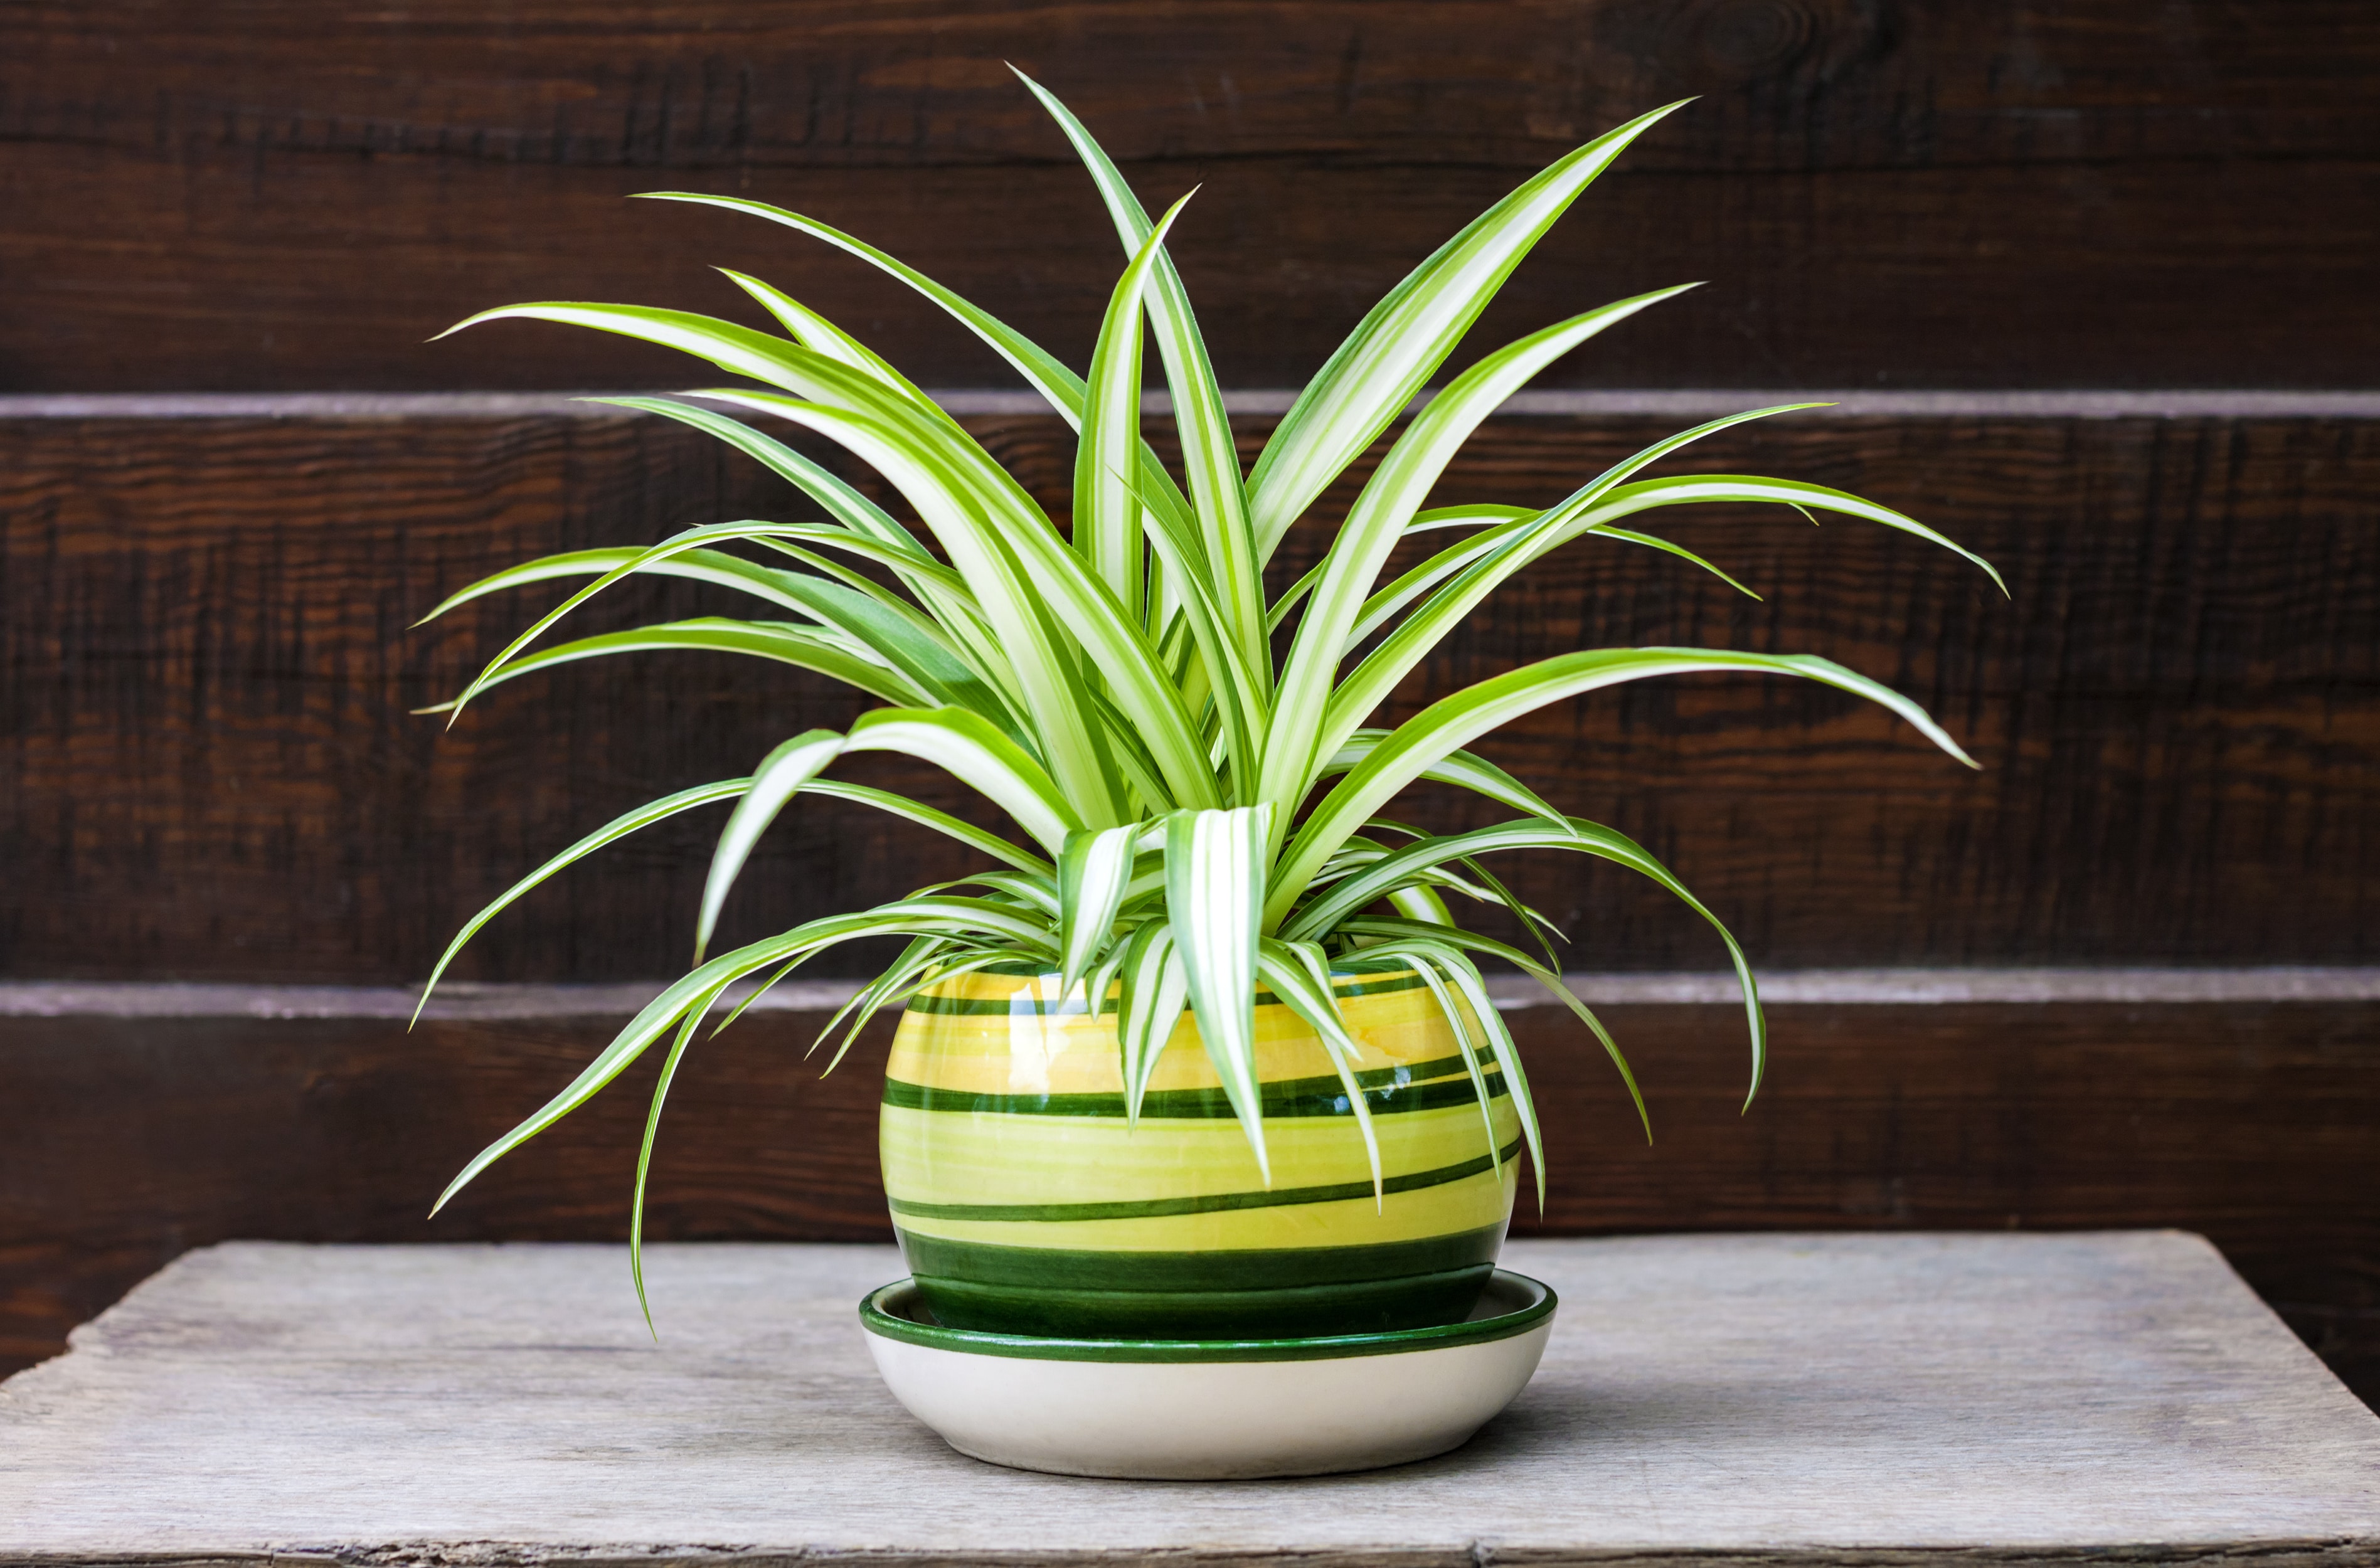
<box><xmin>879</xmin><ymin>963</ymin><xmax>1521</xmax><ymax>1340</ymax></box>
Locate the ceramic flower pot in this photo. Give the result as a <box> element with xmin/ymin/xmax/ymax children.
<box><xmin>879</xmin><ymin>963</ymin><xmax>1521</xmax><ymax>1340</ymax></box>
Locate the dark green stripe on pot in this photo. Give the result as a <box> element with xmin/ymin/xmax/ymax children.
<box><xmin>903</xmin><ymin>1222</ymin><xmax>1509</xmax><ymax>1338</ymax></box>
<box><xmin>900</xmin><ymin>1224</ymin><xmax>1504</xmax><ymax>1291</ymax></box>
<box><xmin>910</xmin><ymin>1266</ymin><xmax>1501</xmax><ymax>1339</ymax></box>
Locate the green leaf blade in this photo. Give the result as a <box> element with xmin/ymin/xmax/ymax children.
<box><xmin>697</xmin><ymin>730</ymin><xmax>846</xmax><ymax>962</ymax></box>
<box><xmin>1270</xmin><ymin>647</ymin><xmax>1979</xmax><ymax>930</ymax></box>
<box><xmin>1164</xmin><ymin>805</ymin><xmax>1272</xmax><ymax>1180</ymax></box>
<box><xmin>1245</xmin><ymin>100</ymin><xmax>1693</xmax><ymax>558</ymax></box>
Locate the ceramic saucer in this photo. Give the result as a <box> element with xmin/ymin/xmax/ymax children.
<box><xmin>859</xmin><ymin>1266</ymin><xmax>1555</xmax><ymax>1479</ymax></box>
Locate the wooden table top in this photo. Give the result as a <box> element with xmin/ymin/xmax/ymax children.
<box><xmin>4</xmin><ymin>1233</ymin><xmax>2376</xmax><ymax>1564</ymax></box>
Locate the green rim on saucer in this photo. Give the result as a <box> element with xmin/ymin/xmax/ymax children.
<box><xmin>859</xmin><ymin>1266</ymin><xmax>1555</xmax><ymax>1364</ymax></box>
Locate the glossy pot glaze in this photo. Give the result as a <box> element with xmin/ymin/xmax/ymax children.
<box><xmin>879</xmin><ymin>963</ymin><xmax>1520</xmax><ymax>1339</ymax></box>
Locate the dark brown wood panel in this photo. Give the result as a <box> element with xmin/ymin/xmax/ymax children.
<box><xmin>4</xmin><ymin>408</ymin><xmax>2373</xmax><ymax>980</ymax></box>
<box><xmin>3</xmin><ymin>1000</ymin><xmax>2371</xmax><ymax>1407</ymax></box>
<box><xmin>1</xmin><ymin>3</ymin><xmax>2375</xmax><ymax>389</ymax></box>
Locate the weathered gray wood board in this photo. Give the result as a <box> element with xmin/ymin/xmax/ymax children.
<box><xmin>4</xmin><ymin>1235</ymin><xmax>2377</xmax><ymax>1563</ymax></box>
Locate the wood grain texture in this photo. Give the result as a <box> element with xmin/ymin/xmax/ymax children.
<box><xmin>3</xmin><ymin>408</ymin><xmax>2372</xmax><ymax>981</ymax></box>
<box><xmin>0</xmin><ymin>3</ymin><xmax>2374</xmax><ymax>389</ymax></box>
<box><xmin>1</xmin><ymin>1000</ymin><xmax>2372</xmax><ymax>1407</ymax></box>
<box><xmin>4</xmin><ymin>1236</ymin><xmax>2376</xmax><ymax>1557</ymax></box>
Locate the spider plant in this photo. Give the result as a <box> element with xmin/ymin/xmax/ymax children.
<box><xmin>416</xmin><ymin>75</ymin><xmax>1999</xmax><ymax>1301</ymax></box>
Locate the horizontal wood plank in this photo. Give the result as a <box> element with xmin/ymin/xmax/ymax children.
<box><xmin>3</xmin><ymin>406</ymin><xmax>2373</xmax><ymax>980</ymax></box>
<box><xmin>0</xmin><ymin>3</ymin><xmax>2374</xmax><ymax>389</ymax></box>
<box><xmin>1</xmin><ymin>1000</ymin><xmax>2372</xmax><ymax>1409</ymax></box>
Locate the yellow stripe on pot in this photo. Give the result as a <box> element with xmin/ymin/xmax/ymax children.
<box><xmin>891</xmin><ymin>1158</ymin><xmax>1518</xmax><ymax>1254</ymax></box>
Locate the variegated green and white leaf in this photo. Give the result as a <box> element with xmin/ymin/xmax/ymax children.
<box><xmin>630</xmin><ymin>978</ymin><xmax>733</xmax><ymax>1330</ymax></box>
<box><xmin>1315</xmin><ymin>731</ymin><xmax>1572</xmax><ymax>835</ymax></box>
<box><xmin>696</xmin><ymin>729</ymin><xmax>845</xmax><ymax>961</ymax></box>
<box><xmin>839</xmin><ymin>706</ymin><xmax>1083</xmax><ymax>855</ymax></box>
<box><xmin>1076</xmin><ymin>194</ymin><xmax>1195</xmax><ymax>622</ymax></box>
<box><xmin>1058</xmin><ymin>825</ymin><xmax>1142</xmax><ymax>997</ymax></box>
<box><xmin>716</xmin><ymin>269</ymin><xmax>938</xmax><ymax>412</ymax></box>
<box><xmin>1164</xmin><ymin>804</ymin><xmax>1272</xmax><ymax>1177</ymax></box>
<box><xmin>691</xmin><ymin>385</ymin><xmax>1213</xmax><ymax>816</ymax></box>
<box><xmin>1112</xmin><ymin>919</ymin><xmax>1187</xmax><ymax>1125</ymax></box>
<box><xmin>410</xmin><ymin>618</ymin><xmax>928</xmax><ymax>714</ymax></box>
<box><xmin>631</xmin><ymin>191</ymin><xmax>1202</xmax><ymax>533</ymax></box>
<box><xmin>1257</xmin><ymin>287</ymin><xmax>1697</xmax><ymax>842</ymax></box>
<box><xmin>414</xmin><ymin>777</ymin><xmax>749</xmax><ymax>1024</ymax></box>
<box><xmin>1245</xmin><ymin>102</ymin><xmax>1692</xmax><ymax>556</ymax></box>
<box><xmin>582</xmin><ymin>395</ymin><xmax>925</xmax><ymax>556</ymax></box>
<box><xmin>1255</xmin><ymin>939</ymin><xmax>1383</xmax><ymax>1200</ymax></box>
<box><xmin>1270</xmin><ymin>647</ymin><xmax>1977</xmax><ymax>930</ymax></box>
<box><xmin>1019</xmin><ymin>71</ymin><xmax>1267</xmax><ymax>679</ymax></box>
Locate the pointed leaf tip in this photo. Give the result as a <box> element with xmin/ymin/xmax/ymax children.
<box><xmin>426</xmin><ymin>313</ymin><xmax>489</xmax><ymax>343</ymax></box>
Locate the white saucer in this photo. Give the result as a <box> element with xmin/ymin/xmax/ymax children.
<box><xmin>859</xmin><ymin>1267</ymin><xmax>1555</xmax><ymax>1479</ymax></box>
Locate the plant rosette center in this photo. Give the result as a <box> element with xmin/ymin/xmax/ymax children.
<box><xmin>883</xmin><ymin>964</ymin><xmax>1519</xmax><ymax>1338</ymax></box>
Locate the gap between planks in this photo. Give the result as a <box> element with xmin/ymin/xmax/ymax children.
<box><xmin>2</xmin><ymin>390</ymin><xmax>2377</xmax><ymax>420</ymax></box>
<box><xmin>3</xmin><ymin>968</ymin><xmax>2376</xmax><ymax>1021</ymax></box>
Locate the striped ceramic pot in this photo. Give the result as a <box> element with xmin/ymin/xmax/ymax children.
<box><xmin>879</xmin><ymin>963</ymin><xmax>1521</xmax><ymax>1340</ymax></box>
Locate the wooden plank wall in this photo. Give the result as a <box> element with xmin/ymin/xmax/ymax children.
<box><xmin>5</xmin><ymin>406</ymin><xmax>2374</xmax><ymax>979</ymax></box>
<box><xmin>2</xmin><ymin>3</ymin><xmax>2375</xmax><ymax>391</ymax></box>
<box><xmin>1</xmin><ymin>3</ymin><xmax>2374</xmax><ymax>1405</ymax></box>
